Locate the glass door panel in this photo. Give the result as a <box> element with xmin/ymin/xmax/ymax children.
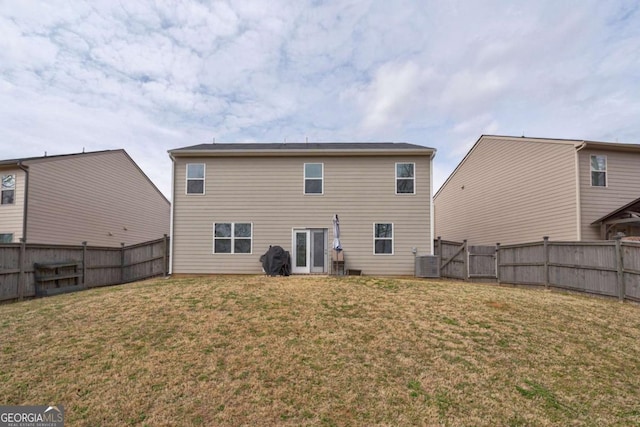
<box><xmin>292</xmin><ymin>230</ymin><xmax>310</xmax><ymax>274</ymax></box>
<box><xmin>311</xmin><ymin>229</ymin><xmax>327</xmax><ymax>273</ymax></box>
<box><xmin>296</xmin><ymin>232</ymin><xmax>307</xmax><ymax>267</ymax></box>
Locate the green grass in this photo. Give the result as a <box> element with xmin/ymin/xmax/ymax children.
<box><xmin>1</xmin><ymin>275</ymin><xmax>640</xmax><ymax>426</ymax></box>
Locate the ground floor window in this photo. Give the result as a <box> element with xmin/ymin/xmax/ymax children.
<box><xmin>374</xmin><ymin>223</ymin><xmax>393</xmax><ymax>254</ymax></box>
<box><xmin>214</xmin><ymin>223</ymin><xmax>252</xmax><ymax>254</ymax></box>
<box><xmin>0</xmin><ymin>233</ymin><xmax>13</xmax><ymax>243</ymax></box>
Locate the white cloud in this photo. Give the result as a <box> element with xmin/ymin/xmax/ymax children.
<box><xmin>0</xmin><ymin>18</ymin><xmax>59</xmax><ymax>70</ymax></box>
<box><xmin>354</xmin><ymin>61</ymin><xmax>432</xmax><ymax>133</ymax></box>
<box><xmin>0</xmin><ymin>0</ymin><xmax>638</xmax><ymax>197</ymax></box>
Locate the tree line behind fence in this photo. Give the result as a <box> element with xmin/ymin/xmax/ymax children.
<box><xmin>435</xmin><ymin>236</ymin><xmax>640</xmax><ymax>302</ymax></box>
<box><xmin>0</xmin><ymin>236</ymin><xmax>169</xmax><ymax>302</ymax></box>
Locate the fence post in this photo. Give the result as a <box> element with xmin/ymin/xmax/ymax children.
<box><xmin>18</xmin><ymin>238</ymin><xmax>26</xmax><ymax>300</ymax></box>
<box><xmin>543</xmin><ymin>236</ymin><xmax>549</xmax><ymax>289</ymax></box>
<box><xmin>615</xmin><ymin>237</ymin><xmax>625</xmax><ymax>301</ymax></box>
<box><xmin>82</xmin><ymin>241</ymin><xmax>87</xmax><ymax>287</ymax></box>
<box><xmin>436</xmin><ymin>236</ymin><xmax>441</xmax><ymax>256</ymax></box>
<box><xmin>463</xmin><ymin>239</ymin><xmax>468</xmax><ymax>280</ymax></box>
<box><xmin>163</xmin><ymin>234</ymin><xmax>168</xmax><ymax>277</ymax></box>
<box><xmin>495</xmin><ymin>243</ymin><xmax>500</xmax><ymax>283</ymax></box>
<box><xmin>121</xmin><ymin>242</ymin><xmax>126</xmax><ymax>283</ymax></box>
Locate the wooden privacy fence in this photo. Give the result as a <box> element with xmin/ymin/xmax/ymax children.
<box><xmin>0</xmin><ymin>235</ymin><xmax>169</xmax><ymax>302</ymax></box>
<box><xmin>434</xmin><ymin>236</ymin><xmax>640</xmax><ymax>302</ymax></box>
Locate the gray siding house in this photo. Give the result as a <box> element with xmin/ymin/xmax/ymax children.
<box><xmin>0</xmin><ymin>150</ymin><xmax>170</xmax><ymax>246</ymax></box>
<box><xmin>168</xmin><ymin>143</ymin><xmax>436</xmax><ymax>276</ymax></box>
<box><xmin>434</xmin><ymin>135</ymin><xmax>640</xmax><ymax>245</ymax></box>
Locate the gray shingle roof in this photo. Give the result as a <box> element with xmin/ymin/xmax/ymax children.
<box><xmin>0</xmin><ymin>149</ymin><xmax>117</xmax><ymax>166</ymax></box>
<box><xmin>171</xmin><ymin>142</ymin><xmax>434</xmax><ymax>152</ymax></box>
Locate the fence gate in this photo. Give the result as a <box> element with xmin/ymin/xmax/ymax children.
<box><xmin>468</xmin><ymin>245</ymin><xmax>497</xmax><ymax>279</ymax></box>
<box><xmin>437</xmin><ymin>239</ymin><xmax>467</xmax><ymax>280</ymax></box>
<box><xmin>435</xmin><ymin>238</ymin><xmax>497</xmax><ymax>280</ymax></box>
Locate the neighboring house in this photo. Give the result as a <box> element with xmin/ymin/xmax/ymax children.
<box><xmin>0</xmin><ymin>150</ymin><xmax>170</xmax><ymax>246</ymax></box>
<box><xmin>168</xmin><ymin>143</ymin><xmax>436</xmax><ymax>276</ymax></box>
<box><xmin>434</xmin><ymin>135</ymin><xmax>640</xmax><ymax>245</ymax></box>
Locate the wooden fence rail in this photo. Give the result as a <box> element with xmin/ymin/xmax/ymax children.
<box><xmin>0</xmin><ymin>235</ymin><xmax>169</xmax><ymax>302</ymax></box>
<box><xmin>434</xmin><ymin>236</ymin><xmax>640</xmax><ymax>302</ymax></box>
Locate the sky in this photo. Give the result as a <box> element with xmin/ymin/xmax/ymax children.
<box><xmin>1</xmin><ymin>0</ymin><xmax>639</xmax><ymax>198</ymax></box>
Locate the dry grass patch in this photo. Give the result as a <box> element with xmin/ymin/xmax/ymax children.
<box><xmin>1</xmin><ymin>276</ymin><xmax>640</xmax><ymax>426</ymax></box>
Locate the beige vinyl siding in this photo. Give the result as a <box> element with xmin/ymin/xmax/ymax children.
<box><xmin>172</xmin><ymin>155</ymin><xmax>431</xmax><ymax>275</ymax></box>
<box><xmin>434</xmin><ymin>137</ymin><xmax>578</xmax><ymax>245</ymax></box>
<box><xmin>25</xmin><ymin>151</ymin><xmax>169</xmax><ymax>246</ymax></box>
<box><xmin>579</xmin><ymin>149</ymin><xmax>640</xmax><ymax>240</ymax></box>
<box><xmin>0</xmin><ymin>168</ymin><xmax>25</xmax><ymax>242</ymax></box>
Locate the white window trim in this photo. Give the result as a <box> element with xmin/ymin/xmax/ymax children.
<box><xmin>0</xmin><ymin>233</ymin><xmax>14</xmax><ymax>243</ymax></box>
<box><xmin>395</xmin><ymin>162</ymin><xmax>416</xmax><ymax>195</ymax></box>
<box><xmin>1</xmin><ymin>174</ymin><xmax>16</xmax><ymax>205</ymax></box>
<box><xmin>213</xmin><ymin>222</ymin><xmax>253</xmax><ymax>254</ymax></box>
<box><xmin>186</xmin><ymin>163</ymin><xmax>206</xmax><ymax>195</ymax></box>
<box><xmin>373</xmin><ymin>222</ymin><xmax>394</xmax><ymax>255</ymax></box>
<box><xmin>303</xmin><ymin>163</ymin><xmax>324</xmax><ymax>195</ymax></box>
<box><xmin>590</xmin><ymin>155</ymin><xmax>607</xmax><ymax>188</ymax></box>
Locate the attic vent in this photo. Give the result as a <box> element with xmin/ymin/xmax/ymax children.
<box><xmin>415</xmin><ymin>255</ymin><xmax>440</xmax><ymax>278</ymax></box>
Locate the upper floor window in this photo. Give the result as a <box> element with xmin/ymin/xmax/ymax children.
<box><xmin>304</xmin><ymin>163</ymin><xmax>323</xmax><ymax>195</ymax></box>
<box><xmin>214</xmin><ymin>222</ymin><xmax>252</xmax><ymax>254</ymax></box>
<box><xmin>396</xmin><ymin>163</ymin><xmax>415</xmax><ymax>194</ymax></box>
<box><xmin>186</xmin><ymin>164</ymin><xmax>205</xmax><ymax>195</ymax></box>
<box><xmin>374</xmin><ymin>223</ymin><xmax>393</xmax><ymax>254</ymax></box>
<box><xmin>1</xmin><ymin>174</ymin><xmax>15</xmax><ymax>205</ymax></box>
<box><xmin>0</xmin><ymin>233</ymin><xmax>13</xmax><ymax>243</ymax></box>
<box><xmin>590</xmin><ymin>155</ymin><xmax>607</xmax><ymax>187</ymax></box>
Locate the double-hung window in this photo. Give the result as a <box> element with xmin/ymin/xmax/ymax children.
<box><xmin>374</xmin><ymin>223</ymin><xmax>393</xmax><ymax>254</ymax></box>
<box><xmin>186</xmin><ymin>164</ymin><xmax>205</xmax><ymax>195</ymax></box>
<box><xmin>304</xmin><ymin>163</ymin><xmax>323</xmax><ymax>195</ymax></box>
<box><xmin>396</xmin><ymin>163</ymin><xmax>415</xmax><ymax>194</ymax></box>
<box><xmin>214</xmin><ymin>223</ymin><xmax>252</xmax><ymax>254</ymax></box>
<box><xmin>590</xmin><ymin>155</ymin><xmax>607</xmax><ymax>187</ymax></box>
<box><xmin>0</xmin><ymin>233</ymin><xmax>13</xmax><ymax>243</ymax></box>
<box><xmin>1</xmin><ymin>174</ymin><xmax>15</xmax><ymax>205</ymax></box>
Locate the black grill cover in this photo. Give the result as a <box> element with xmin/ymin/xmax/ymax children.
<box><xmin>259</xmin><ymin>246</ymin><xmax>291</xmax><ymax>276</ymax></box>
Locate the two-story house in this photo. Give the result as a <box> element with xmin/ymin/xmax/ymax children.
<box><xmin>434</xmin><ymin>135</ymin><xmax>640</xmax><ymax>245</ymax></box>
<box><xmin>0</xmin><ymin>150</ymin><xmax>170</xmax><ymax>246</ymax></box>
<box><xmin>168</xmin><ymin>143</ymin><xmax>436</xmax><ymax>275</ymax></box>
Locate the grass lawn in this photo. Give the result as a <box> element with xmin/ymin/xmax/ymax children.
<box><xmin>1</xmin><ymin>275</ymin><xmax>640</xmax><ymax>426</ymax></box>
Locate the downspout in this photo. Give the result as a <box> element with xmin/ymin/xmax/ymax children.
<box><xmin>168</xmin><ymin>153</ymin><xmax>176</xmax><ymax>275</ymax></box>
<box><xmin>429</xmin><ymin>149</ymin><xmax>437</xmax><ymax>255</ymax></box>
<box><xmin>16</xmin><ymin>161</ymin><xmax>29</xmax><ymax>242</ymax></box>
<box><xmin>574</xmin><ymin>142</ymin><xmax>587</xmax><ymax>240</ymax></box>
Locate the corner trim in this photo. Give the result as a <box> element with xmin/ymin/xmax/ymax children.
<box><xmin>169</xmin><ymin>154</ymin><xmax>175</xmax><ymax>274</ymax></box>
<box><xmin>574</xmin><ymin>147</ymin><xmax>583</xmax><ymax>240</ymax></box>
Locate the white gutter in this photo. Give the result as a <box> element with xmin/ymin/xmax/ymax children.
<box><xmin>574</xmin><ymin>142</ymin><xmax>587</xmax><ymax>240</ymax></box>
<box><xmin>430</xmin><ymin>150</ymin><xmax>436</xmax><ymax>255</ymax></box>
<box><xmin>16</xmin><ymin>161</ymin><xmax>29</xmax><ymax>242</ymax></box>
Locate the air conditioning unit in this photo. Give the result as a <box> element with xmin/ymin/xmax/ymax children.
<box><xmin>415</xmin><ymin>255</ymin><xmax>440</xmax><ymax>278</ymax></box>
